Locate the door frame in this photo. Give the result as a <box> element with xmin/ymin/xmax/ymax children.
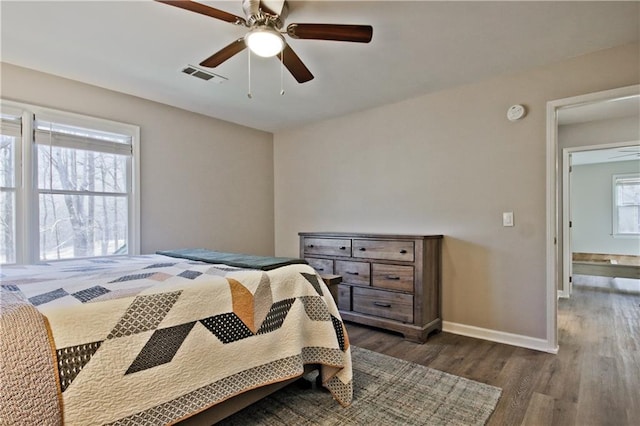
<box><xmin>560</xmin><ymin>148</ymin><xmax>572</xmax><ymax>299</ymax></box>
<box><xmin>546</xmin><ymin>84</ymin><xmax>639</xmax><ymax>352</ymax></box>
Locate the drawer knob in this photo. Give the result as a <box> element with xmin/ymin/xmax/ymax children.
<box><xmin>308</xmin><ymin>244</ymin><xmax>315</xmax><ymax>248</ymax></box>
<box><xmin>346</xmin><ymin>271</ymin><xmax>359</xmax><ymax>276</ymax></box>
<box><xmin>373</xmin><ymin>302</ymin><xmax>391</xmax><ymax>308</ymax></box>
<box><xmin>317</xmin><ymin>267</ymin><xmax>324</xmax><ymax>271</ymax></box>
<box><xmin>340</xmin><ymin>246</ymin><xmax>346</xmax><ymax>250</ymax></box>
<box><xmin>359</xmin><ymin>247</ymin><xmax>367</xmax><ymax>251</ymax></box>
<box><xmin>400</xmin><ymin>249</ymin><xmax>407</xmax><ymax>254</ymax></box>
<box><xmin>386</xmin><ymin>276</ymin><xmax>401</xmax><ymax>280</ymax></box>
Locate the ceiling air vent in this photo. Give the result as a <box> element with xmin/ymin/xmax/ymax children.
<box><xmin>181</xmin><ymin>65</ymin><xmax>228</xmax><ymax>83</ymax></box>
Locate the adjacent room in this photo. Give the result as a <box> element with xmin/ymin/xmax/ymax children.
<box><xmin>1</xmin><ymin>1</ymin><xmax>639</xmax><ymax>425</ymax></box>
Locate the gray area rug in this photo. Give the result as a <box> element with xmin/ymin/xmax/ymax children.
<box><xmin>219</xmin><ymin>346</ymin><xmax>502</xmax><ymax>425</ymax></box>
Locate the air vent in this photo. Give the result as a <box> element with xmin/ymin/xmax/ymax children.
<box><xmin>181</xmin><ymin>65</ymin><xmax>228</xmax><ymax>83</ymax></box>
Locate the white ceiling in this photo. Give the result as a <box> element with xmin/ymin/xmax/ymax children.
<box><xmin>1</xmin><ymin>1</ymin><xmax>639</xmax><ymax>132</ymax></box>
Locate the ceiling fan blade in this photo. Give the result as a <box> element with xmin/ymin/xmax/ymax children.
<box><xmin>200</xmin><ymin>38</ymin><xmax>246</xmax><ymax>68</ymax></box>
<box><xmin>609</xmin><ymin>153</ymin><xmax>640</xmax><ymax>159</ymax></box>
<box><xmin>287</xmin><ymin>23</ymin><xmax>373</xmax><ymax>43</ymax></box>
<box><xmin>155</xmin><ymin>0</ymin><xmax>246</xmax><ymax>25</ymax></box>
<box><xmin>277</xmin><ymin>44</ymin><xmax>314</xmax><ymax>83</ymax></box>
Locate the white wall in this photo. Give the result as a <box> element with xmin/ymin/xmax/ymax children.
<box><xmin>273</xmin><ymin>43</ymin><xmax>640</xmax><ymax>342</ymax></box>
<box><xmin>1</xmin><ymin>62</ymin><xmax>276</xmax><ymax>256</ymax></box>
<box><xmin>571</xmin><ymin>161</ymin><xmax>640</xmax><ymax>256</ymax></box>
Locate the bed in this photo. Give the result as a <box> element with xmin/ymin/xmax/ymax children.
<box><xmin>0</xmin><ymin>251</ymin><xmax>352</xmax><ymax>425</ymax></box>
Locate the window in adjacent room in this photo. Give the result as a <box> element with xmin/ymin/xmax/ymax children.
<box><xmin>0</xmin><ymin>101</ymin><xmax>140</xmax><ymax>264</ymax></box>
<box><xmin>613</xmin><ymin>173</ymin><xmax>640</xmax><ymax>236</ymax></box>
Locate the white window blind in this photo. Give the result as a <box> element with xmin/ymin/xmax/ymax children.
<box><xmin>34</xmin><ymin>120</ymin><xmax>132</xmax><ymax>155</ymax></box>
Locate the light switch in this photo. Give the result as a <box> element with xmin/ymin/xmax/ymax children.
<box><xmin>503</xmin><ymin>212</ymin><xmax>514</xmax><ymax>227</ymax></box>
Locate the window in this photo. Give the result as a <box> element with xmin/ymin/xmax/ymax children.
<box><xmin>613</xmin><ymin>173</ymin><xmax>640</xmax><ymax>236</ymax></box>
<box><xmin>0</xmin><ymin>101</ymin><xmax>139</xmax><ymax>264</ymax></box>
<box><xmin>0</xmin><ymin>109</ymin><xmax>21</xmax><ymax>264</ymax></box>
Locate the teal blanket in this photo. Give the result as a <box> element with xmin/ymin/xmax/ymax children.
<box><xmin>157</xmin><ymin>248</ymin><xmax>308</xmax><ymax>271</ymax></box>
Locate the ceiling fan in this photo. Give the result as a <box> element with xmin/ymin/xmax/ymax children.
<box><xmin>156</xmin><ymin>0</ymin><xmax>373</xmax><ymax>83</ymax></box>
<box><xmin>609</xmin><ymin>147</ymin><xmax>640</xmax><ymax>160</ymax></box>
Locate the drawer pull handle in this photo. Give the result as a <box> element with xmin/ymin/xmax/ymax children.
<box><xmin>386</xmin><ymin>276</ymin><xmax>401</xmax><ymax>280</ymax></box>
<box><xmin>316</xmin><ymin>267</ymin><xmax>324</xmax><ymax>271</ymax></box>
<box><xmin>308</xmin><ymin>244</ymin><xmax>315</xmax><ymax>248</ymax></box>
<box><xmin>340</xmin><ymin>246</ymin><xmax>346</xmax><ymax>250</ymax></box>
<box><xmin>374</xmin><ymin>302</ymin><xmax>391</xmax><ymax>308</ymax></box>
<box><xmin>400</xmin><ymin>249</ymin><xmax>407</xmax><ymax>254</ymax></box>
<box><xmin>359</xmin><ymin>247</ymin><xmax>367</xmax><ymax>251</ymax></box>
<box><xmin>346</xmin><ymin>271</ymin><xmax>359</xmax><ymax>276</ymax></box>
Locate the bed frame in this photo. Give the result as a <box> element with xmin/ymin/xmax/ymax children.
<box><xmin>177</xmin><ymin>365</ymin><xmax>317</xmax><ymax>425</ymax></box>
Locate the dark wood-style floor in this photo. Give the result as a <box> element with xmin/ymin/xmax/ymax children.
<box><xmin>346</xmin><ymin>278</ymin><xmax>640</xmax><ymax>426</ymax></box>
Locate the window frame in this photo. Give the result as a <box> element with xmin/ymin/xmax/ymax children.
<box><xmin>612</xmin><ymin>172</ymin><xmax>640</xmax><ymax>238</ymax></box>
<box><xmin>0</xmin><ymin>106</ymin><xmax>23</xmax><ymax>264</ymax></box>
<box><xmin>1</xmin><ymin>99</ymin><xmax>140</xmax><ymax>264</ymax></box>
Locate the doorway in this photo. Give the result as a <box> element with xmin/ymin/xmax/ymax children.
<box><xmin>562</xmin><ymin>144</ymin><xmax>640</xmax><ymax>298</ymax></box>
<box><xmin>546</xmin><ymin>84</ymin><xmax>640</xmax><ymax>351</ymax></box>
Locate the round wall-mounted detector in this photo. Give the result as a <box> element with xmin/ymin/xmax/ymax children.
<box><xmin>507</xmin><ymin>104</ymin><xmax>526</xmax><ymax>121</ymax></box>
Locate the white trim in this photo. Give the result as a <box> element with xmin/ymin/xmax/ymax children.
<box><xmin>560</xmin><ymin>149</ymin><xmax>571</xmax><ymax>299</ymax></box>
<box><xmin>129</xmin><ymin>125</ymin><xmax>141</xmax><ymax>256</ymax></box>
<box><xmin>442</xmin><ymin>321</ymin><xmax>558</xmax><ymax>354</ymax></box>
<box><xmin>546</xmin><ymin>84</ymin><xmax>640</xmax><ymax>355</ymax></box>
<box><xmin>545</xmin><ymin>97</ymin><xmax>559</xmax><ymax>353</ymax></box>
<box><xmin>21</xmin><ymin>110</ymin><xmax>37</xmax><ymax>264</ymax></box>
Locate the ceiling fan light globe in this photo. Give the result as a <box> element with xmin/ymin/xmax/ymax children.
<box><xmin>245</xmin><ymin>27</ymin><xmax>285</xmax><ymax>57</ymax></box>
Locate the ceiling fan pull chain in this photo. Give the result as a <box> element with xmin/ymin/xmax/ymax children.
<box><xmin>280</xmin><ymin>50</ymin><xmax>285</xmax><ymax>96</ymax></box>
<box><xmin>247</xmin><ymin>49</ymin><xmax>252</xmax><ymax>99</ymax></box>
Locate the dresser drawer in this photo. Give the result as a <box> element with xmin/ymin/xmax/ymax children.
<box><xmin>352</xmin><ymin>239</ymin><xmax>415</xmax><ymax>262</ymax></box>
<box><xmin>335</xmin><ymin>260</ymin><xmax>370</xmax><ymax>286</ymax></box>
<box><xmin>353</xmin><ymin>287</ymin><xmax>413</xmax><ymax>323</ymax></box>
<box><xmin>300</xmin><ymin>232</ymin><xmax>442</xmax><ymax>343</ymax></box>
<box><xmin>372</xmin><ymin>263</ymin><xmax>414</xmax><ymax>292</ymax></box>
<box><xmin>306</xmin><ymin>257</ymin><xmax>334</xmax><ymax>275</ymax></box>
<box><xmin>337</xmin><ymin>284</ymin><xmax>352</xmax><ymax>311</ymax></box>
<box><xmin>303</xmin><ymin>238</ymin><xmax>351</xmax><ymax>257</ymax></box>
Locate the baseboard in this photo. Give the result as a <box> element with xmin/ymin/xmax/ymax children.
<box><xmin>442</xmin><ymin>321</ymin><xmax>558</xmax><ymax>354</ymax></box>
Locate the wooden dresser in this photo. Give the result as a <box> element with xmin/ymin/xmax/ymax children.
<box><xmin>299</xmin><ymin>232</ymin><xmax>442</xmax><ymax>343</ymax></box>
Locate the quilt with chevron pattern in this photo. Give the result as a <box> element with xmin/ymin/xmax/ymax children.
<box><xmin>0</xmin><ymin>254</ymin><xmax>352</xmax><ymax>425</ymax></box>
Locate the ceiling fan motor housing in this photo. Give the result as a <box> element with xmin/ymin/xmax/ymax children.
<box><xmin>243</xmin><ymin>0</ymin><xmax>288</xmax><ymax>30</ymax></box>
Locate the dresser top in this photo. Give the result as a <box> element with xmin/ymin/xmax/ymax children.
<box><xmin>299</xmin><ymin>232</ymin><xmax>443</xmax><ymax>240</ymax></box>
